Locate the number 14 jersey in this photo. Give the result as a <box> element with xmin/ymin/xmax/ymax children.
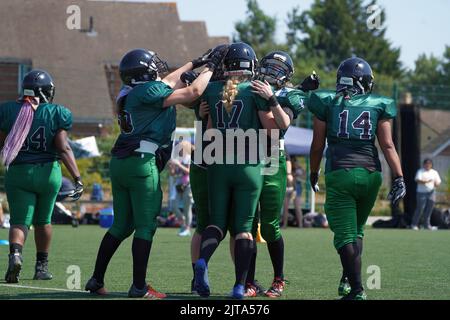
<box><xmin>308</xmin><ymin>90</ymin><xmax>397</xmax><ymax>173</ymax></box>
<box><xmin>0</xmin><ymin>101</ymin><xmax>72</xmax><ymax>165</ymax></box>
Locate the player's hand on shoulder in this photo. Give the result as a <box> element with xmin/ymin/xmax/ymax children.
<box><xmin>251</xmin><ymin>80</ymin><xmax>274</xmax><ymax>100</ymax></box>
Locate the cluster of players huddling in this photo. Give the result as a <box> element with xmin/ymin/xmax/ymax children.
<box><xmin>0</xmin><ymin>42</ymin><xmax>406</xmax><ymax>300</ymax></box>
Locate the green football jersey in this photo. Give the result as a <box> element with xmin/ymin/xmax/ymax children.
<box><xmin>276</xmin><ymin>87</ymin><xmax>308</xmax><ymax>138</ymax></box>
<box><xmin>309</xmin><ymin>90</ymin><xmax>397</xmax><ymax>173</ymax></box>
<box><xmin>0</xmin><ymin>101</ymin><xmax>72</xmax><ymax>165</ymax></box>
<box><xmin>113</xmin><ymin>81</ymin><xmax>176</xmax><ymax>153</ymax></box>
<box><xmin>192</xmin><ymin>100</ymin><xmax>209</xmax><ymax>167</ymax></box>
<box><xmin>202</xmin><ymin>81</ymin><xmax>270</xmax><ymax>163</ymax></box>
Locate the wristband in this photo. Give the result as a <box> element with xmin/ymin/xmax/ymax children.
<box><xmin>268</xmin><ymin>94</ymin><xmax>278</xmax><ymax>108</ymax></box>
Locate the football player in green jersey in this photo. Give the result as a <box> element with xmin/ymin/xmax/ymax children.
<box><xmin>85</xmin><ymin>46</ymin><xmax>228</xmax><ymax>298</ymax></box>
<box><xmin>243</xmin><ymin>51</ymin><xmax>320</xmax><ymax>298</ymax></box>
<box><xmin>194</xmin><ymin>42</ymin><xmax>291</xmax><ymax>299</ymax></box>
<box><xmin>0</xmin><ymin>70</ymin><xmax>83</xmax><ymax>283</ymax></box>
<box><xmin>309</xmin><ymin>57</ymin><xmax>406</xmax><ymax>300</ymax></box>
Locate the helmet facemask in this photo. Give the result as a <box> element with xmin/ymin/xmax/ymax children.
<box><xmin>258</xmin><ymin>58</ymin><xmax>292</xmax><ymax>87</ymax></box>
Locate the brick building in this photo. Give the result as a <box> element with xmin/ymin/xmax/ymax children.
<box><xmin>0</xmin><ymin>0</ymin><xmax>228</xmax><ymax>135</ymax></box>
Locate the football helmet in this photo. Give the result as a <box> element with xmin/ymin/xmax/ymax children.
<box><xmin>119</xmin><ymin>49</ymin><xmax>169</xmax><ymax>86</ymax></box>
<box><xmin>223</xmin><ymin>42</ymin><xmax>257</xmax><ymax>77</ymax></box>
<box><xmin>258</xmin><ymin>51</ymin><xmax>294</xmax><ymax>87</ymax></box>
<box><xmin>336</xmin><ymin>57</ymin><xmax>374</xmax><ymax>95</ymax></box>
<box><xmin>22</xmin><ymin>70</ymin><xmax>55</xmax><ymax>103</ymax></box>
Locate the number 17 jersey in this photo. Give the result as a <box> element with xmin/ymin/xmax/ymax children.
<box><xmin>308</xmin><ymin>90</ymin><xmax>397</xmax><ymax>173</ymax></box>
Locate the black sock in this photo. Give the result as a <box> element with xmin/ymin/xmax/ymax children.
<box><xmin>9</xmin><ymin>243</ymin><xmax>23</xmax><ymax>255</ymax></box>
<box><xmin>338</xmin><ymin>242</ymin><xmax>362</xmax><ymax>293</ymax></box>
<box><xmin>36</xmin><ymin>252</ymin><xmax>48</xmax><ymax>262</ymax></box>
<box><xmin>267</xmin><ymin>237</ymin><xmax>285</xmax><ymax>279</ymax></box>
<box><xmin>192</xmin><ymin>263</ymin><xmax>196</xmax><ymax>278</ymax></box>
<box><xmin>132</xmin><ymin>237</ymin><xmax>152</xmax><ymax>290</ymax></box>
<box><xmin>245</xmin><ymin>240</ymin><xmax>257</xmax><ymax>284</ymax></box>
<box><xmin>92</xmin><ymin>232</ymin><xmax>122</xmax><ymax>283</ymax></box>
<box><xmin>199</xmin><ymin>227</ymin><xmax>222</xmax><ymax>264</ymax></box>
<box><xmin>234</xmin><ymin>239</ymin><xmax>255</xmax><ymax>286</ymax></box>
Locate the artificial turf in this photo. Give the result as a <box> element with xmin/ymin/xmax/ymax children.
<box><xmin>0</xmin><ymin>226</ymin><xmax>449</xmax><ymax>300</ymax></box>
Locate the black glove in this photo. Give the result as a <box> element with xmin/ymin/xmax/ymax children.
<box><xmin>69</xmin><ymin>177</ymin><xmax>84</xmax><ymax>201</ymax></box>
<box><xmin>310</xmin><ymin>172</ymin><xmax>320</xmax><ymax>192</ymax></box>
<box><xmin>206</xmin><ymin>44</ymin><xmax>229</xmax><ymax>71</ymax></box>
<box><xmin>191</xmin><ymin>48</ymin><xmax>212</xmax><ymax>69</ymax></box>
<box><xmin>298</xmin><ymin>71</ymin><xmax>320</xmax><ymax>92</ymax></box>
<box><xmin>388</xmin><ymin>176</ymin><xmax>406</xmax><ymax>206</ymax></box>
<box><xmin>180</xmin><ymin>71</ymin><xmax>199</xmax><ymax>86</ymax></box>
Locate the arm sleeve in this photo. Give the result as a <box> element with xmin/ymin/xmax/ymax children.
<box><xmin>381</xmin><ymin>99</ymin><xmax>397</xmax><ymax>119</ymax></box>
<box><xmin>57</xmin><ymin>106</ymin><xmax>73</xmax><ymax>131</ymax></box>
<box><xmin>284</xmin><ymin>90</ymin><xmax>307</xmax><ymax>119</ymax></box>
<box><xmin>435</xmin><ymin>171</ymin><xmax>442</xmax><ymax>185</ymax></box>
<box><xmin>308</xmin><ymin>92</ymin><xmax>327</xmax><ymax>121</ymax></box>
<box><xmin>139</xmin><ymin>82</ymin><xmax>175</xmax><ymax>108</ymax></box>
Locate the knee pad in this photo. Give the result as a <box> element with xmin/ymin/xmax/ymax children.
<box><xmin>109</xmin><ymin>225</ymin><xmax>134</xmax><ymax>242</ymax></box>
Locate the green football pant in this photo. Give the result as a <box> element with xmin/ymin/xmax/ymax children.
<box><xmin>208</xmin><ymin>163</ymin><xmax>263</xmax><ymax>236</ymax></box>
<box><xmin>325</xmin><ymin>168</ymin><xmax>382</xmax><ymax>250</ymax></box>
<box><xmin>5</xmin><ymin>161</ymin><xmax>62</xmax><ymax>227</ymax></box>
<box><xmin>190</xmin><ymin>164</ymin><xmax>209</xmax><ymax>234</ymax></box>
<box><xmin>109</xmin><ymin>154</ymin><xmax>161</xmax><ymax>242</ymax></box>
<box><xmin>252</xmin><ymin>151</ymin><xmax>287</xmax><ymax>242</ymax></box>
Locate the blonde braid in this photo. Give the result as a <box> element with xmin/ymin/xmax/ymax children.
<box><xmin>221</xmin><ymin>76</ymin><xmax>242</xmax><ymax>114</ymax></box>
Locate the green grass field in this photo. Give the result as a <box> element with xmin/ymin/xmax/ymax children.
<box><xmin>0</xmin><ymin>226</ymin><xmax>449</xmax><ymax>300</ymax></box>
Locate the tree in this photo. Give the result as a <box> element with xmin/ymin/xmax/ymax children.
<box><xmin>285</xmin><ymin>0</ymin><xmax>403</xmax><ymax>77</ymax></box>
<box><xmin>233</xmin><ymin>0</ymin><xmax>277</xmax><ymax>58</ymax></box>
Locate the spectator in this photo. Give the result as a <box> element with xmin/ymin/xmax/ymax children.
<box><xmin>293</xmin><ymin>158</ymin><xmax>305</xmax><ymax>228</ymax></box>
<box><xmin>411</xmin><ymin>159</ymin><xmax>442</xmax><ymax>230</ymax></box>
<box><xmin>282</xmin><ymin>155</ymin><xmax>304</xmax><ymax>228</ymax></box>
<box><xmin>172</xmin><ymin>141</ymin><xmax>193</xmax><ymax>237</ymax></box>
<box><xmin>167</xmin><ymin>161</ymin><xmax>178</xmax><ymax>214</ymax></box>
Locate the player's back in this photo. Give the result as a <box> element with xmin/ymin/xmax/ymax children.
<box><xmin>115</xmin><ymin>81</ymin><xmax>176</xmax><ymax>148</ymax></box>
<box><xmin>309</xmin><ymin>90</ymin><xmax>397</xmax><ymax>173</ymax></box>
<box><xmin>0</xmin><ymin>101</ymin><xmax>72</xmax><ymax>165</ymax></box>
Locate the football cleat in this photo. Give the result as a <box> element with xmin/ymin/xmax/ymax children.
<box><xmin>244</xmin><ymin>280</ymin><xmax>266</xmax><ymax>297</ymax></box>
<box><xmin>341</xmin><ymin>290</ymin><xmax>367</xmax><ymax>300</ymax></box>
<box><xmin>85</xmin><ymin>277</ymin><xmax>108</xmax><ymax>295</ymax></box>
<box><xmin>230</xmin><ymin>284</ymin><xmax>245</xmax><ymax>300</ymax></box>
<box><xmin>33</xmin><ymin>260</ymin><xmax>53</xmax><ymax>280</ymax></box>
<box><xmin>194</xmin><ymin>259</ymin><xmax>210</xmax><ymax>297</ymax></box>
<box><xmin>338</xmin><ymin>277</ymin><xmax>351</xmax><ymax>297</ymax></box>
<box><xmin>5</xmin><ymin>253</ymin><xmax>23</xmax><ymax>283</ymax></box>
<box><xmin>265</xmin><ymin>277</ymin><xmax>286</xmax><ymax>298</ymax></box>
<box><xmin>128</xmin><ymin>284</ymin><xmax>167</xmax><ymax>299</ymax></box>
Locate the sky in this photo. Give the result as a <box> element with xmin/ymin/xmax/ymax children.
<box><xmin>94</xmin><ymin>0</ymin><xmax>450</xmax><ymax>69</ymax></box>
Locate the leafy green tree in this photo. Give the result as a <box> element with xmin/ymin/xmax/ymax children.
<box><xmin>285</xmin><ymin>0</ymin><xmax>402</xmax><ymax>77</ymax></box>
<box><xmin>233</xmin><ymin>0</ymin><xmax>277</xmax><ymax>57</ymax></box>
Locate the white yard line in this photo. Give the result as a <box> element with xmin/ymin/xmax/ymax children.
<box><xmin>0</xmin><ymin>283</ymin><xmax>83</xmax><ymax>293</ymax></box>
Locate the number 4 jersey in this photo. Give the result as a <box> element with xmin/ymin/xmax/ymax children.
<box><xmin>308</xmin><ymin>90</ymin><xmax>397</xmax><ymax>173</ymax></box>
<box><xmin>0</xmin><ymin>101</ymin><xmax>72</xmax><ymax>165</ymax></box>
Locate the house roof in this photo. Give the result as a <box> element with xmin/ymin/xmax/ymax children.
<box><xmin>420</xmin><ymin>109</ymin><xmax>450</xmax><ymax>154</ymax></box>
<box><xmin>0</xmin><ymin>0</ymin><xmax>229</xmax><ymax>123</ymax></box>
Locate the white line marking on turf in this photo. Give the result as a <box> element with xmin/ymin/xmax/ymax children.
<box><xmin>0</xmin><ymin>283</ymin><xmax>84</xmax><ymax>293</ymax></box>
